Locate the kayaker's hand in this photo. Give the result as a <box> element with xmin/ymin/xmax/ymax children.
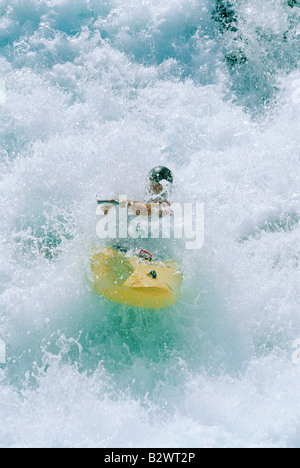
<box><xmin>127</xmin><ymin>202</ymin><xmax>151</xmax><ymax>216</ymax></box>
<box><xmin>128</xmin><ymin>202</ymin><xmax>172</xmax><ymax>217</ymax></box>
<box><xmin>100</xmin><ymin>205</ymin><xmax>114</xmax><ymax>215</ymax></box>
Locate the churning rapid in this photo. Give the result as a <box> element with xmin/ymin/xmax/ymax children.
<box><xmin>0</xmin><ymin>0</ymin><xmax>300</xmax><ymax>448</ymax></box>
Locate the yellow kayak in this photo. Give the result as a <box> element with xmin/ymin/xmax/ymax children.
<box><xmin>91</xmin><ymin>247</ymin><xmax>182</xmax><ymax>309</ymax></box>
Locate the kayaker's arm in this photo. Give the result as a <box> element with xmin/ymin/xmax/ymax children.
<box><xmin>128</xmin><ymin>201</ymin><xmax>172</xmax><ymax>217</ymax></box>
<box><xmin>97</xmin><ymin>200</ymin><xmax>120</xmax><ymax>215</ymax></box>
<box><xmin>97</xmin><ymin>199</ymin><xmax>171</xmax><ymax>217</ymax></box>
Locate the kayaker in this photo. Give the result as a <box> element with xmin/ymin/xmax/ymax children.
<box><xmin>98</xmin><ymin>166</ymin><xmax>174</xmax><ymax>217</ymax></box>
<box><xmin>146</xmin><ymin>166</ymin><xmax>174</xmax><ymax>204</ymax></box>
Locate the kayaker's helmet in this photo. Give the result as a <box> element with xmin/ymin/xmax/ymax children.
<box><xmin>147</xmin><ymin>166</ymin><xmax>174</xmax><ymax>201</ymax></box>
<box><xmin>148</xmin><ymin>167</ymin><xmax>174</xmax><ymax>185</ymax></box>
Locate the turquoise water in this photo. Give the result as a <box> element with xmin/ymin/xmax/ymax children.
<box><xmin>0</xmin><ymin>0</ymin><xmax>300</xmax><ymax>448</ymax></box>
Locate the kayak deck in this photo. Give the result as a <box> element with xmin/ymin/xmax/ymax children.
<box><xmin>91</xmin><ymin>247</ymin><xmax>182</xmax><ymax>309</ymax></box>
